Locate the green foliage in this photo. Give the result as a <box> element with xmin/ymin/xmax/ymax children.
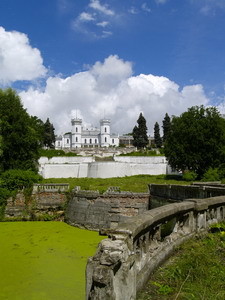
<box><xmin>164</xmin><ymin>105</ymin><xmax>225</xmax><ymax>178</ymax></box>
<box><xmin>137</xmin><ymin>224</ymin><xmax>225</xmax><ymax>300</ymax></box>
<box><xmin>132</xmin><ymin>113</ymin><xmax>149</xmax><ymax>149</ymax></box>
<box><xmin>1</xmin><ymin>169</ymin><xmax>42</xmax><ymax>191</ymax></box>
<box><xmin>182</xmin><ymin>170</ymin><xmax>198</xmax><ymax>181</ymax></box>
<box><xmin>202</xmin><ymin>167</ymin><xmax>220</xmax><ymax>182</ymax></box>
<box><xmin>162</xmin><ymin>113</ymin><xmax>171</xmax><ymax>143</ymax></box>
<box><xmin>0</xmin><ymin>88</ymin><xmax>42</xmax><ymax>171</ymax></box>
<box><xmin>154</xmin><ymin>122</ymin><xmax>162</xmax><ymax>148</ymax></box>
<box><xmin>43</xmin><ymin>118</ymin><xmax>55</xmax><ymax>148</ymax></box>
<box><xmin>0</xmin><ymin>187</ymin><xmax>11</xmax><ymax>220</ymax></box>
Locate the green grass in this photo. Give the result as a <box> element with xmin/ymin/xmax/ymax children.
<box><xmin>0</xmin><ymin>222</ymin><xmax>103</xmax><ymax>300</ymax></box>
<box><xmin>137</xmin><ymin>224</ymin><xmax>225</xmax><ymax>300</ymax></box>
<box><xmin>42</xmin><ymin>175</ymin><xmax>189</xmax><ymax>193</ymax></box>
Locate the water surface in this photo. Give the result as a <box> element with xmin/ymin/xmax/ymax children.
<box><xmin>0</xmin><ymin>222</ymin><xmax>103</xmax><ymax>300</ymax></box>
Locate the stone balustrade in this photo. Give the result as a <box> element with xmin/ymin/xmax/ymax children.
<box><xmin>86</xmin><ymin>196</ymin><xmax>225</xmax><ymax>300</ymax></box>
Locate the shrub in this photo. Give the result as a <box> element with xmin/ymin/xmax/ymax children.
<box><xmin>1</xmin><ymin>169</ymin><xmax>42</xmax><ymax>191</ymax></box>
<box><xmin>202</xmin><ymin>168</ymin><xmax>220</xmax><ymax>182</ymax></box>
<box><xmin>182</xmin><ymin>170</ymin><xmax>198</xmax><ymax>181</ymax></box>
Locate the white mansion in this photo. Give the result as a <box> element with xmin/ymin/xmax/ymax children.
<box><xmin>55</xmin><ymin>118</ymin><xmax>120</xmax><ymax>149</ymax></box>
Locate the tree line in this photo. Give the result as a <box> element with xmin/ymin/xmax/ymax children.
<box><xmin>132</xmin><ymin>106</ymin><xmax>225</xmax><ymax>180</ymax></box>
<box><xmin>0</xmin><ymin>88</ymin><xmax>55</xmax><ymax>173</ymax></box>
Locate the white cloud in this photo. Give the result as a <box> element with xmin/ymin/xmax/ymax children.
<box><xmin>96</xmin><ymin>21</ymin><xmax>109</xmax><ymax>27</ymax></box>
<box><xmin>0</xmin><ymin>27</ymin><xmax>47</xmax><ymax>84</ymax></box>
<box><xmin>20</xmin><ymin>55</ymin><xmax>209</xmax><ymax>136</ymax></box>
<box><xmin>89</xmin><ymin>0</ymin><xmax>114</xmax><ymax>16</ymax></box>
<box><xmin>79</xmin><ymin>12</ymin><xmax>95</xmax><ymax>22</ymax></box>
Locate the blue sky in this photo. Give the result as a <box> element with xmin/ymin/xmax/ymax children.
<box><xmin>0</xmin><ymin>0</ymin><xmax>225</xmax><ymax>134</ymax></box>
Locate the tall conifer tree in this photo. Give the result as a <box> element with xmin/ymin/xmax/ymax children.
<box><xmin>132</xmin><ymin>113</ymin><xmax>148</xmax><ymax>149</ymax></box>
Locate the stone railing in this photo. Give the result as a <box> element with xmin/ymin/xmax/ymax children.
<box><xmin>33</xmin><ymin>183</ymin><xmax>70</xmax><ymax>192</ymax></box>
<box><xmin>86</xmin><ymin>196</ymin><xmax>225</xmax><ymax>300</ymax></box>
<box><xmin>149</xmin><ymin>183</ymin><xmax>225</xmax><ymax>200</ymax></box>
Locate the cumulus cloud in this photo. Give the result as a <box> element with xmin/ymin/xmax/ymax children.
<box><xmin>0</xmin><ymin>27</ymin><xmax>47</xmax><ymax>84</ymax></box>
<box><xmin>20</xmin><ymin>55</ymin><xmax>209</xmax><ymax>136</ymax></box>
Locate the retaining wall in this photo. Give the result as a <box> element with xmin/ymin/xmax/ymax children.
<box><xmin>38</xmin><ymin>156</ymin><xmax>173</xmax><ymax>179</ymax></box>
<box><xmin>65</xmin><ymin>188</ymin><xmax>149</xmax><ymax>230</ymax></box>
<box><xmin>86</xmin><ymin>196</ymin><xmax>225</xmax><ymax>300</ymax></box>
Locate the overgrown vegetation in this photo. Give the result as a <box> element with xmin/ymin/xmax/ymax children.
<box><xmin>137</xmin><ymin>223</ymin><xmax>225</xmax><ymax>300</ymax></box>
<box><xmin>42</xmin><ymin>174</ymin><xmax>188</xmax><ymax>193</ymax></box>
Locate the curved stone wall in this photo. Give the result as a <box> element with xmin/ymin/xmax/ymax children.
<box><xmin>86</xmin><ymin>196</ymin><xmax>225</xmax><ymax>300</ymax></box>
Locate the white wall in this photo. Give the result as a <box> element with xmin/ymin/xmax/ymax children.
<box><xmin>38</xmin><ymin>156</ymin><xmax>173</xmax><ymax>179</ymax></box>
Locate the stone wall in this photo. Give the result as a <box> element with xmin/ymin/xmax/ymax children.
<box><xmin>38</xmin><ymin>156</ymin><xmax>176</xmax><ymax>179</ymax></box>
<box><xmin>86</xmin><ymin>196</ymin><xmax>225</xmax><ymax>300</ymax></box>
<box><xmin>5</xmin><ymin>184</ymin><xmax>68</xmax><ymax>220</ymax></box>
<box><xmin>149</xmin><ymin>183</ymin><xmax>225</xmax><ymax>200</ymax></box>
<box><xmin>65</xmin><ymin>188</ymin><xmax>149</xmax><ymax>230</ymax></box>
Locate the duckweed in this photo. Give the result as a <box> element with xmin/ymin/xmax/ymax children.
<box><xmin>0</xmin><ymin>222</ymin><xmax>104</xmax><ymax>300</ymax></box>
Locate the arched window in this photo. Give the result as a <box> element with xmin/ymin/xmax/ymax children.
<box><xmin>76</xmin><ymin>137</ymin><xmax>78</xmax><ymax>142</ymax></box>
<box><xmin>95</xmin><ymin>139</ymin><xmax>97</xmax><ymax>144</ymax></box>
<box><xmin>76</xmin><ymin>127</ymin><xmax>78</xmax><ymax>132</ymax></box>
<box><xmin>90</xmin><ymin>139</ymin><xmax>92</xmax><ymax>144</ymax></box>
<box><xmin>112</xmin><ymin>139</ymin><xmax>114</xmax><ymax>144</ymax></box>
<box><xmin>85</xmin><ymin>139</ymin><xmax>87</xmax><ymax>144</ymax></box>
<box><xmin>105</xmin><ymin>137</ymin><xmax>107</xmax><ymax>142</ymax></box>
<box><xmin>105</xmin><ymin>127</ymin><xmax>107</xmax><ymax>133</ymax></box>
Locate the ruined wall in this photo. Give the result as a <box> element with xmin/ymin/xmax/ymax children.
<box><xmin>5</xmin><ymin>184</ymin><xmax>69</xmax><ymax>220</ymax></box>
<box><xmin>65</xmin><ymin>188</ymin><xmax>149</xmax><ymax>230</ymax></box>
<box><xmin>86</xmin><ymin>196</ymin><xmax>225</xmax><ymax>300</ymax></box>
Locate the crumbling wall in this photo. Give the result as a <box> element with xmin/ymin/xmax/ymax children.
<box><xmin>65</xmin><ymin>187</ymin><xmax>150</xmax><ymax>230</ymax></box>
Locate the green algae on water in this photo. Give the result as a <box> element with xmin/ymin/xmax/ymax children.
<box><xmin>0</xmin><ymin>222</ymin><xmax>104</xmax><ymax>300</ymax></box>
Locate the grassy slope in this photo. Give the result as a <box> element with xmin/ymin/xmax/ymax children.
<box><xmin>137</xmin><ymin>227</ymin><xmax>225</xmax><ymax>300</ymax></box>
<box><xmin>42</xmin><ymin>175</ymin><xmax>189</xmax><ymax>193</ymax></box>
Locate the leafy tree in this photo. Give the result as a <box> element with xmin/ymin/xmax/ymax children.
<box><xmin>154</xmin><ymin>122</ymin><xmax>162</xmax><ymax>148</ymax></box>
<box><xmin>0</xmin><ymin>88</ymin><xmax>41</xmax><ymax>172</ymax></box>
<box><xmin>132</xmin><ymin>113</ymin><xmax>148</xmax><ymax>149</ymax></box>
<box><xmin>162</xmin><ymin>113</ymin><xmax>171</xmax><ymax>142</ymax></box>
<box><xmin>43</xmin><ymin>118</ymin><xmax>55</xmax><ymax>148</ymax></box>
<box><xmin>164</xmin><ymin>105</ymin><xmax>225</xmax><ymax>178</ymax></box>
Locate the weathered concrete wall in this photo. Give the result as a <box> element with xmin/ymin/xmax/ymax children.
<box><xmin>149</xmin><ymin>183</ymin><xmax>225</xmax><ymax>200</ymax></box>
<box><xmin>5</xmin><ymin>184</ymin><xmax>68</xmax><ymax>220</ymax></box>
<box><xmin>39</xmin><ymin>156</ymin><xmax>173</xmax><ymax>179</ymax></box>
<box><xmin>65</xmin><ymin>188</ymin><xmax>149</xmax><ymax>230</ymax></box>
<box><xmin>86</xmin><ymin>196</ymin><xmax>225</xmax><ymax>300</ymax></box>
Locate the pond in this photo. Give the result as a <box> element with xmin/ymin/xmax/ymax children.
<box><xmin>0</xmin><ymin>222</ymin><xmax>104</xmax><ymax>300</ymax></box>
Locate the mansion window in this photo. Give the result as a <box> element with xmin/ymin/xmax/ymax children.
<box><xmin>76</xmin><ymin>137</ymin><xmax>78</xmax><ymax>142</ymax></box>
<box><xmin>76</xmin><ymin>127</ymin><xmax>78</xmax><ymax>132</ymax></box>
<box><xmin>105</xmin><ymin>137</ymin><xmax>107</xmax><ymax>142</ymax></box>
<box><xmin>105</xmin><ymin>127</ymin><xmax>107</xmax><ymax>133</ymax></box>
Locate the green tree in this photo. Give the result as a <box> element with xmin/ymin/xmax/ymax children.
<box><xmin>0</xmin><ymin>88</ymin><xmax>41</xmax><ymax>172</ymax></box>
<box><xmin>164</xmin><ymin>105</ymin><xmax>225</xmax><ymax>178</ymax></box>
<box><xmin>154</xmin><ymin>122</ymin><xmax>162</xmax><ymax>148</ymax></box>
<box><xmin>132</xmin><ymin>113</ymin><xmax>148</xmax><ymax>149</ymax></box>
<box><xmin>162</xmin><ymin>113</ymin><xmax>171</xmax><ymax>142</ymax></box>
<box><xmin>43</xmin><ymin>118</ymin><xmax>55</xmax><ymax>148</ymax></box>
